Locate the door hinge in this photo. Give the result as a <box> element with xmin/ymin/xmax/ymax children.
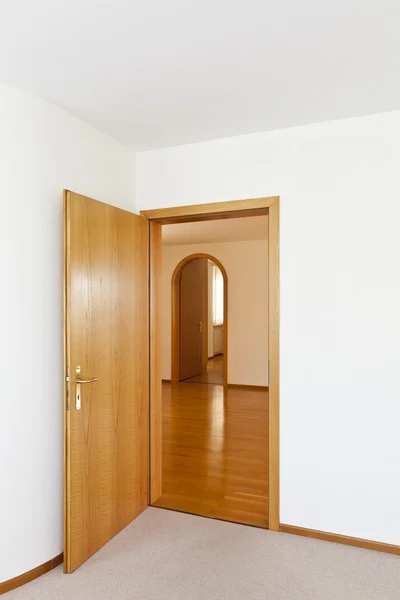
<box><xmin>65</xmin><ymin>366</ymin><xmax>70</xmax><ymax>411</ymax></box>
<box><xmin>268</xmin><ymin>360</ymin><xmax>271</xmax><ymax>386</ymax></box>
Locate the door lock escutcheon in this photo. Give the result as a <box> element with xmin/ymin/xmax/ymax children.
<box><xmin>75</xmin><ymin>365</ymin><xmax>99</xmax><ymax>410</ymax></box>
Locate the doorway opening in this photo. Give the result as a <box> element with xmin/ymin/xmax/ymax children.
<box><xmin>171</xmin><ymin>253</ymin><xmax>227</xmax><ymax>386</ymax></box>
<box><xmin>145</xmin><ymin>197</ymin><xmax>279</xmax><ymax>531</ymax></box>
<box><xmin>149</xmin><ymin>208</ymin><xmax>273</xmax><ymax>528</ymax></box>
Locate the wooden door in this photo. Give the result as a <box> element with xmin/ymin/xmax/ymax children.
<box><xmin>179</xmin><ymin>258</ymin><xmax>207</xmax><ymax>380</ymax></box>
<box><xmin>64</xmin><ymin>191</ymin><xmax>148</xmax><ymax>573</ymax></box>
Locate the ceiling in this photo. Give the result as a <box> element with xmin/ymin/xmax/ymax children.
<box><xmin>1</xmin><ymin>1</ymin><xmax>399</xmax><ymax>151</ymax></box>
<box><xmin>162</xmin><ymin>216</ymin><xmax>268</xmax><ymax>245</ymax></box>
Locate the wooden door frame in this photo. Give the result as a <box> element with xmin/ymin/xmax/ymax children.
<box><xmin>142</xmin><ymin>196</ymin><xmax>280</xmax><ymax>531</ymax></box>
<box><xmin>171</xmin><ymin>254</ymin><xmax>228</xmax><ymax>385</ymax></box>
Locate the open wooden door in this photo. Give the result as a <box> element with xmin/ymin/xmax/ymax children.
<box><xmin>179</xmin><ymin>258</ymin><xmax>207</xmax><ymax>381</ymax></box>
<box><xmin>64</xmin><ymin>191</ymin><xmax>148</xmax><ymax>573</ymax></box>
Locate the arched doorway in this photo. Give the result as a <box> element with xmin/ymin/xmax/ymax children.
<box><xmin>171</xmin><ymin>253</ymin><xmax>228</xmax><ymax>385</ymax></box>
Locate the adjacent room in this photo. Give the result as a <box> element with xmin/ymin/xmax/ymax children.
<box><xmin>155</xmin><ymin>216</ymin><xmax>269</xmax><ymax>526</ymax></box>
<box><xmin>1</xmin><ymin>0</ymin><xmax>400</xmax><ymax>598</ymax></box>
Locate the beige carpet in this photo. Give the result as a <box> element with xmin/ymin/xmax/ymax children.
<box><xmin>5</xmin><ymin>508</ymin><xmax>400</xmax><ymax>599</ymax></box>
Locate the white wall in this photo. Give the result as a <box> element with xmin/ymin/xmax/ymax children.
<box><xmin>0</xmin><ymin>85</ymin><xmax>136</xmax><ymax>583</ymax></box>
<box><xmin>137</xmin><ymin>110</ymin><xmax>400</xmax><ymax>545</ymax></box>
<box><xmin>162</xmin><ymin>241</ymin><xmax>269</xmax><ymax>386</ymax></box>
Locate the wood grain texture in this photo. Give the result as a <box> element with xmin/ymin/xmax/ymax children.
<box><xmin>150</xmin><ymin>221</ymin><xmax>163</xmax><ymax>503</ymax></box>
<box><xmin>154</xmin><ymin>382</ymin><xmax>269</xmax><ymax>528</ymax></box>
<box><xmin>279</xmin><ymin>524</ymin><xmax>400</xmax><ymax>556</ymax></box>
<box><xmin>171</xmin><ymin>253</ymin><xmax>228</xmax><ymax>385</ymax></box>
<box><xmin>0</xmin><ymin>554</ymin><xmax>63</xmax><ymax>594</ymax></box>
<box><xmin>143</xmin><ymin>207</ymin><xmax>269</xmax><ymax>225</ymax></box>
<box><xmin>268</xmin><ymin>198</ymin><xmax>280</xmax><ymax>531</ymax></box>
<box><xmin>141</xmin><ymin>197</ymin><xmax>278</xmax><ymax>221</ymax></box>
<box><xmin>179</xmin><ymin>259</ymin><xmax>204</xmax><ymax>380</ymax></box>
<box><xmin>63</xmin><ymin>191</ymin><xmax>71</xmax><ymax>569</ymax></box>
<box><xmin>64</xmin><ymin>191</ymin><xmax>149</xmax><ymax>573</ymax></box>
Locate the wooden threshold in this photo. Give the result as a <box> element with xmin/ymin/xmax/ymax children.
<box><xmin>0</xmin><ymin>554</ymin><xmax>63</xmax><ymax>595</ymax></box>
<box><xmin>280</xmin><ymin>524</ymin><xmax>400</xmax><ymax>556</ymax></box>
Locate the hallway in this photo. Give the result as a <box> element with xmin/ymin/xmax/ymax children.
<box><xmin>153</xmin><ymin>382</ymin><xmax>269</xmax><ymax>527</ymax></box>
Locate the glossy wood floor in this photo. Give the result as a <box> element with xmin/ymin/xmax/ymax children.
<box><xmin>183</xmin><ymin>355</ymin><xmax>224</xmax><ymax>385</ymax></box>
<box><xmin>153</xmin><ymin>382</ymin><xmax>269</xmax><ymax>528</ymax></box>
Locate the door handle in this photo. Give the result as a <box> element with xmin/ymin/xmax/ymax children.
<box><xmin>75</xmin><ymin>366</ymin><xmax>99</xmax><ymax>410</ymax></box>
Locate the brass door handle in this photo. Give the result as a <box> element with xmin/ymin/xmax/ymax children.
<box><xmin>75</xmin><ymin>366</ymin><xmax>99</xmax><ymax>410</ymax></box>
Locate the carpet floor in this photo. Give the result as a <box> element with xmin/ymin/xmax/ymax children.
<box><xmin>5</xmin><ymin>508</ymin><xmax>400</xmax><ymax>600</ymax></box>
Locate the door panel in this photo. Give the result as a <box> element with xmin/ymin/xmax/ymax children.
<box><xmin>179</xmin><ymin>259</ymin><xmax>207</xmax><ymax>380</ymax></box>
<box><xmin>64</xmin><ymin>191</ymin><xmax>148</xmax><ymax>573</ymax></box>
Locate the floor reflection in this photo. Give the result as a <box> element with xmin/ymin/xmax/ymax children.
<box><xmin>155</xmin><ymin>381</ymin><xmax>269</xmax><ymax>528</ymax></box>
